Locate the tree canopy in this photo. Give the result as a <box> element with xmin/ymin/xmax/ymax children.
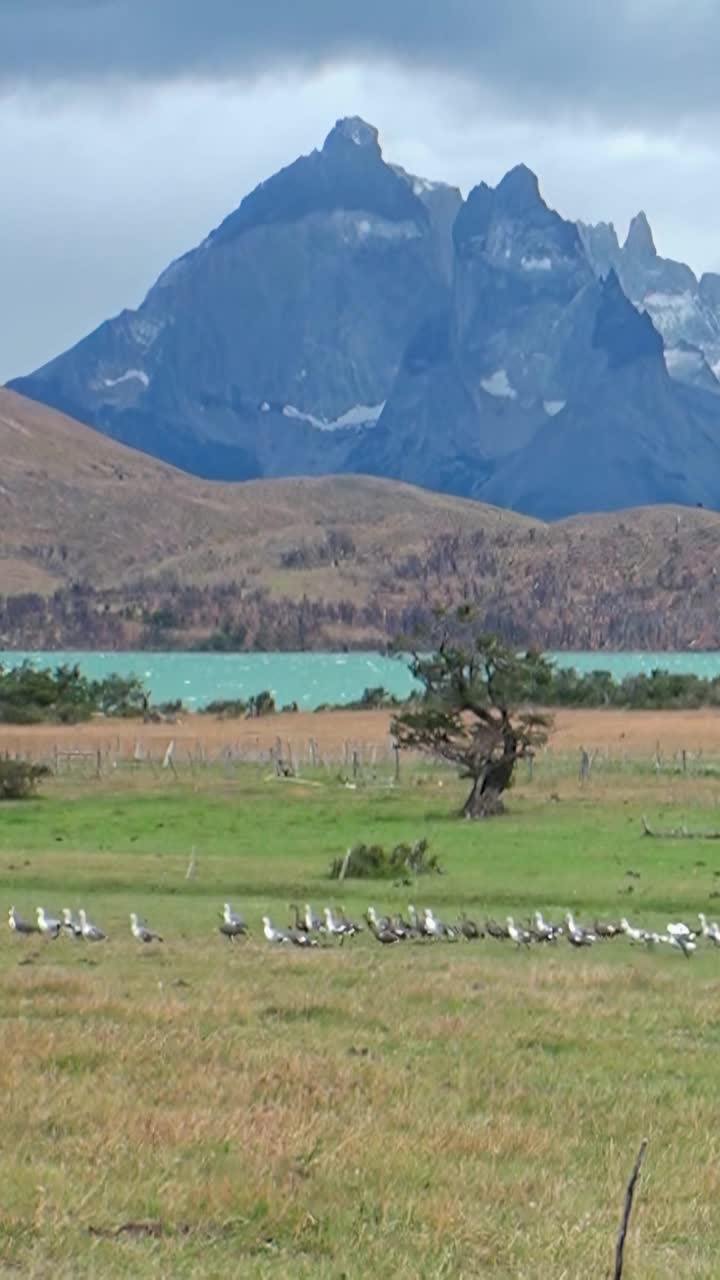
<box><xmin>392</xmin><ymin>624</ymin><xmax>554</xmax><ymax>818</ymax></box>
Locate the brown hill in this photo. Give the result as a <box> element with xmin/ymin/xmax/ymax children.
<box><xmin>1</xmin><ymin>390</ymin><xmax>719</xmax><ymax>650</ymax></box>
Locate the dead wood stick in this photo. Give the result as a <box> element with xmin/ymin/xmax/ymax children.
<box><xmin>614</xmin><ymin>1138</ymin><xmax>648</xmax><ymax>1280</ymax></box>
<box><xmin>642</xmin><ymin>815</ymin><xmax>720</xmax><ymax>840</ymax></box>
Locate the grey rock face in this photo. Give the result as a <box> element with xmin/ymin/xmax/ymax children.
<box><xmin>580</xmin><ymin>209</ymin><xmax>720</xmax><ymax>393</ymax></box>
<box><xmin>353</xmin><ymin>178</ymin><xmax>720</xmax><ymax>516</ymax></box>
<box><xmin>10</xmin><ymin>118</ymin><xmax>451</xmax><ymax>479</ymax></box>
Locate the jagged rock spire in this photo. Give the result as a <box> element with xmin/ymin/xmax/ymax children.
<box><xmin>624</xmin><ymin>211</ymin><xmax>657</xmax><ymax>258</ymax></box>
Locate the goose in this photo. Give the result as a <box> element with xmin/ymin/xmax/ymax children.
<box><xmin>130</xmin><ymin>913</ymin><xmax>163</xmax><ymax>943</ymax></box>
<box><xmin>78</xmin><ymin>909</ymin><xmax>106</xmax><ymax>942</ymax></box>
<box><xmin>8</xmin><ymin>907</ymin><xmax>37</xmax><ymax>935</ymax></box>
<box><xmin>485</xmin><ymin>918</ymin><xmax>510</xmax><ymax>941</ymax></box>
<box><xmin>665</xmin><ymin>932</ymin><xmax>696</xmax><ymax>958</ymax></box>
<box><xmin>423</xmin><ymin>909</ymin><xmax>448</xmax><ymax>940</ymax></box>
<box><xmin>370</xmin><ymin>923</ymin><xmax>403</xmax><ymax>945</ymax></box>
<box><xmin>262</xmin><ymin>916</ymin><xmax>291</xmax><ymax>945</ymax></box>
<box><xmin>223</xmin><ymin>903</ymin><xmax>247</xmax><ymax>931</ymax></box>
<box><xmin>219</xmin><ymin>903</ymin><xmax>248</xmax><ymax>941</ymax></box>
<box><xmin>458</xmin><ymin>912</ymin><xmax>482</xmax><ymax>940</ymax></box>
<box><xmin>507</xmin><ymin>916</ymin><xmax>532</xmax><ymax>948</ymax></box>
<box><xmin>565</xmin><ymin>913</ymin><xmax>595</xmax><ymax>947</ymax></box>
<box><xmin>323</xmin><ymin>907</ymin><xmax>357</xmax><ymax>943</ymax></box>
<box><xmin>532</xmin><ymin>911</ymin><xmax>559</xmax><ymax>942</ymax></box>
<box><xmin>366</xmin><ymin>906</ymin><xmax>393</xmax><ymax>933</ymax></box>
<box><xmin>337</xmin><ymin>905</ymin><xmax>363</xmax><ymax>934</ymax></box>
<box><xmin>289</xmin><ymin>903</ymin><xmax>308</xmax><ymax>932</ymax></box>
<box><xmin>36</xmin><ymin>907</ymin><xmax>61</xmax><ymax>938</ymax></box>
<box><xmin>594</xmin><ymin>919</ymin><xmax>622</xmax><ymax>939</ymax></box>
<box><xmin>667</xmin><ymin>921</ymin><xmax>696</xmax><ymax>942</ymax></box>
<box><xmin>698</xmin><ymin>913</ymin><xmax>720</xmax><ymax>946</ymax></box>
<box><xmin>408</xmin><ymin>905</ymin><xmax>430</xmax><ymax>937</ymax></box>
<box><xmin>304</xmin><ymin>903</ymin><xmax>324</xmax><ymax>934</ymax></box>
<box><xmin>620</xmin><ymin>917</ymin><xmax>645</xmax><ymax>944</ymax></box>
<box><xmin>61</xmin><ymin>908</ymin><xmax>83</xmax><ymax>939</ymax></box>
<box><xmin>289</xmin><ymin>928</ymin><xmax>318</xmax><ymax>948</ymax></box>
<box><xmin>366</xmin><ymin>910</ymin><xmax>404</xmax><ymax>943</ymax></box>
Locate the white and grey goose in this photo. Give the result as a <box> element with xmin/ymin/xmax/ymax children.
<box><xmin>698</xmin><ymin>913</ymin><xmax>720</xmax><ymax>946</ymax></box>
<box><xmin>323</xmin><ymin>907</ymin><xmax>353</xmax><ymax>943</ymax></box>
<box><xmin>130</xmin><ymin>913</ymin><xmax>163</xmax><ymax>943</ymax></box>
<box><xmin>78</xmin><ymin>909</ymin><xmax>106</xmax><ymax>942</ymax></box>
<box><xmin>8</xmin><ymin>907</ymin><xmax>38</xmax><ymax>935</ymax></box>
<box><xmin>423</xmin><ymin>909</ymin><xmax>448</xmax><ymax>940</ymax></box>
<box><xmin>667</xmin><ymin>921</ymin><xmax>695</xmax><ymax>940</ymax></box>
<box><xmin>620</xmin><ymin>917</ymin><xmax>645</xmax><ymax>944</ymax></box>
<box><xmin>219</xmin><ymin>903</ymin><xmax>248</xmax><ymax>941</ymax></box>
<box><xmin>507</xmin><ymin>916</ymin><xmax>532</xmax><ymax>948</ymax></box>
<box><xmin>36</xmin><ymin>907</ymin><xmax>61</xmax><ymax>938</ymax></box>
<box><xmin>565</xmin><ymin>912</ymin><xmax>595</xmax><ymax>948</ymax></box>
<box><xmin>533</xmin><ymin>911</ymin><xmax>559</xmax><ymax>942</ymax></box>
<box><xmin>665</xmin><ymin>931</ymin><xmax>696</xmax><ymax>958</ymax></box>
<box><xmin>61</xmin><ymin>908</ymin><xmax>83</xmax><ymax>938</ymax></box>
<box><xmin>303</xmin><ymin>903</ymin><xmax>324</xmax><ymax>934</ymax></box>
<box><xmin>262</xmin><ymin>915</ymin><xmax>292</xmax><ymax>945</ymax></box>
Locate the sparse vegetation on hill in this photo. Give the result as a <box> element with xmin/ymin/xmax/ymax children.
<box><xmin>4</xmin><ymin>391</ymin><xmax>720</xmax><ymax>651</ymax></box>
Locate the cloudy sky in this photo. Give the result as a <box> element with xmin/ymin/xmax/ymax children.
<box><xmin>3</xmin><ymin>0</ymin><xmax>720</xmax><ymax>383</ymax></box>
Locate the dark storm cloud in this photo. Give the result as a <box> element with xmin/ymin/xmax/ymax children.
<box><xmin>2</xmin><ymin>0</ymin><xmax>718</xmax><ymax>128</ymax></box>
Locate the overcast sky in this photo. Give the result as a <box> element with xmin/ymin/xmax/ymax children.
<box><xmin>3</xmin><ymin>0</ymin><xmax>720</xmax><ymax>383</ymax></box>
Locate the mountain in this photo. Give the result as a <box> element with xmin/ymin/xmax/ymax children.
<box><xmin>578</xmin><ymin>211</ymin><xmax>720</xmax><ymax>394</ymax></box>
<box><xmin>10</xmin><ymin>118</ymin><xmax>458</xmax><ymax>480</ymax></box>
<box><xmin>9</xmin><ymin>120</ymin><xmax>720</xmax><ymax>518</ymax></box>
<box><xmin>5</xmin><ymin>389</ymin><xmax>720</xmax><ymax>652</ymax></box>
<box><xmin>355</xmin><ymin>173</ymin><xmax>720</xmax><ymax>516</ymax></box>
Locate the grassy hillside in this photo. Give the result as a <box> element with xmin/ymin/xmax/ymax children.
<box><xmin>0</xmin><ymin>390</ymin><xmax>523</xmax><ymax>592</ymax></box>
<box><xmin>2</xmin><ymin>390</ymin><xmax>720</xmax><ymax>649</ymax></box>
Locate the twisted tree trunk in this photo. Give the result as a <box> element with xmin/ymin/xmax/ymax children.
<box><xmin>462</xmin><ymin>754</ymin><xmax>516</xmax><ymax>818</ymax></box>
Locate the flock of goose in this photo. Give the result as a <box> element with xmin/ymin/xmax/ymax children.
<box><xmin>358</xmin><ymin>906</ymin><xmax>720</xmax><ymax>956</ymax></box>
<box><xmin>8</xmin><ymin>901</ymin><xmax>720</xmax><ymax>957</ymax></box>
<box><xmin>8</xmin><ymin>906</ymin><xmax>162</xmax><ymax>943</ymax></box>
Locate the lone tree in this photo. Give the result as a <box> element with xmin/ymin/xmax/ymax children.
<box><xmin>392</xmin><ymin>623</ymin><xmax>554</xmax><ymax>818</ymax></box>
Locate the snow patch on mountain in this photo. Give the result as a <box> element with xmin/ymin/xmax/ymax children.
<box><xmin>544</xmin><ymin>399</ymin><xmax>566</xmax><ymax>416</ymax></box>
<box><xmin>102</xmin><ymin>369</ymin><xmax>150</xmax><ymax>389</ymax></box>
<box><xmin>481</xmin><ymin>370</ymin><xmax>517</xmax><ymax>399</ymax></box>
<box><xmin>282</xmin><ymin>403</ymin><xmax>385</xmax><ymax>431</ymax></box>
<box><xmin>522</xmin><ymin>256</ymin><xmax>553</xmax><ymax>271</ymax></box>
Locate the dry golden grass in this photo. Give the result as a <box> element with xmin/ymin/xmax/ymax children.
<box><xmin>2</xmin><ymin>705</ymin><xmax>720</xmax><ymax>764</ymax></box>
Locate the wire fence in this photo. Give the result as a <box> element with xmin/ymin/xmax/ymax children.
<box><xmin>3</xmin><ymin>733</ymin><xmax>720</xmax><ymax>788</ymax></box>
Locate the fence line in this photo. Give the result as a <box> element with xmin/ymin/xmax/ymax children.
<box><xmin>4</xmin><ymin>737</ymin><xmax>720</xmax><ymax>784</ymax></box>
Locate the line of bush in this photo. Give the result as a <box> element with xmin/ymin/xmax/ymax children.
<box><xmin>4</xmin><ymin>662</ymin><xmax>720</xmax><ymax>724</ymax></box>
<box><xmin>0</xmin><ymin>663</ymin><xmax>146</xmax><ymax>724</ymax></box>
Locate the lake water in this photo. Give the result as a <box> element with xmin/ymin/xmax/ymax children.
<box><xmin>1</xmin><ymin>650</ymin><xmax>720</xmax><ymax>711</ymax></box>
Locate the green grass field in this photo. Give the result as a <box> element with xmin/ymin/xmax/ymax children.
<box><xmin>2</xmin><ymin>764</ymin><xmax>720</xmax><ymax>1277</ymax></box>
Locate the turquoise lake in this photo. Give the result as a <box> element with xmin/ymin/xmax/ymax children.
<box><xmin>1</xmin><ymin>650</ymin><xmax>719</xmax><ymax>711</ymax></box>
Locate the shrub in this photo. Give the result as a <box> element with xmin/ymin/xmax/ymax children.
<box><xmin>203</xmin><ymin>698</ymin><xmax>248</xmax><ymax>719</ymax></box>
<box><xmin>329</xmin><ymin>838</ymin><xmax>442</xmax><ymax>880</ymax></box>
<box><xmin>0</xmin><ymin>759</ymin><xmax>51</xmax><ymax>800</ymax></box>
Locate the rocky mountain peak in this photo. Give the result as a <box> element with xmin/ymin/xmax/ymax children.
<box><xmin>593</xmin><ymin>268</ymin><xmax>664</xmax><ymax>367</ymax></box>
<box><xmin>624</xmin><ymin>211</ymin><xmax>657</xmax><ymax>259</ymax></box>
<box><xmin>494</xmin><ymin>163</ymin><xmax>543</xmax><ymax>216</ymax></box>
<box><xmin>324</xmin><ymin>117</ymin><xmax>381</xmax><ymax>154</ymax></box>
